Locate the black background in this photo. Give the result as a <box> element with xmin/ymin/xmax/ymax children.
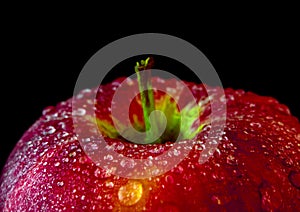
<box><xmin>1</xmin><ymin>14</ymin><xmax>299</xmax><ymax>171</ymax></box>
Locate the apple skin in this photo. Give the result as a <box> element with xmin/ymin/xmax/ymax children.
<box><xmin>1</xmin><ymin>77</ymin><xmax>300</xmax><ymax>211</ymax></box>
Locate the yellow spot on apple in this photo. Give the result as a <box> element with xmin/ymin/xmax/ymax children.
<box><xmin>118</xmin><ymin>180</ymin><xmax>143</xmax><ymax>206</ymax></box>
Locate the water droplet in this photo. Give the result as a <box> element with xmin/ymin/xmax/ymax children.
<box><xmin>211</xmin><ymin>195</ymin><xmax>221</xmax><ymax>205</ymax></box>
<box><xmin>174</xmin><ymin>165</ymin><xmax>184</xmax><ymax>174</ymax></box>
<box><xmin>79</xmin><ymin>157</ymin><xmax>87</xmax><ymax>164</ymax></box>
<box><xmin>94</xmin><ymin>168</ymin><xmax>101</xmax><ymax>178</ymax></box>
<box><xmin>57</xmin><ymin>181</ymin><xmax>64</xmax><ymax>187</ymax></box>
<box><xmin>226</xmin><ymin>155</ymin><xmax>238</xmax><ymax>166</ymax></box>
<box><xmin>126</xmin><ymin>78</ymin><xmax>134</xmax><ymax>86</ymax></box>
<box><xmin>250</xmin><ymin>122</ymin><xmax>262</xmax><ymax>128</ymax></box>
<box><xmin>144</xmin><ymin>159</ymin><xmax>153</xmax><ymax>167</ymax></box>
<box><xmin>43</xmin><ymin>126</ymin><xmax>56</xmax><ymax>135</ymax></box>
<box><xmin>149</xmin><ymin>146</ymin><xmax>164</xmax><ymax>154</ymax></box>
<box><xmin>58</xmin><ymin>122</ymin><xmax>66</xmax><ymax>130</ymax></box>
<box><xmin>82</xmin><ymin>137</ymin><xmax>91</xmax><ymax>143</ymax></box>
<box><xmin>104</xmin><ymin>154</ymin><xmax>113</xmax><ymax>161</ymax></box>
<box><xmin>81</xmin><ymin>195</ymin><xmax>85</xmax><ymax>201</ymax></box>
<box><xmin>94</xmin><ymin>168</ymin><xmax>110</xmax><ymax>179</ymax></box>
<box><xmin>208</xmin><ymin>148</ymin><xmax>215</xmax><ymax>156</ymax></box>
<box><xmin>105</xmin><ymin>145</ymin><xmax>114</xmax><ymax>151</ymax></box>
<box><xmin>296</xmin><ymin>133</ymin><xmax>300</xmax><ymax>141</ymax></box>
<box><xmin>282</xmin><ymin>157</ymin><xmax>294</xmax><ymax>167</ymax></box>
<box><xmin>72</xmin><ymin>108</ymin><xmax>86</xmax><ymax>116</ymax></box>
<box><xmin>164</xmin><ymin>175</ymin><xmax>174</xmax><ymax>184</ymax></box>
<box><xmin>105</xmin><ymin>193</ymin><xmax>113</xmax><ymax>200</ymax></box>
<box><xmin>168</xmin><ymin>149</ymin><xmax>181</xmax><ymax>157</ymax></box>
<box><xmin>118</xmin><ymin>181</ymin><xmax>143</xmax><ymax>206</ymax></box>
<box><xmin>151</xmin><ymin>169</ymin><xmax>160</xmax><ymax>175</ymax></box>
<box><xmin>57</xmin><ymin>131</ymin><xmax>69</xmax><ymax>139</ymax></box>
<box><xmin>105</xmin><ymin>181</ymin><xmax>114</xmax><ymax>188</ymax></box>
<box><xmin>195</xmin><ymin>145</ymin><xmax>203</xmax><ymax>151</ymax></box>
<box><xmin>116</xmin><ymin>143</ymin><xmax>125</xmax><ymax>151</ymax></box>
<box><xmin>69</xmin><ymin>152</ymin><xmax>76</xmax><ymax>157</ymax></box>
<box><xmin>166</xmin><ymin>87</ymin><xmax>177</xmax><ymax>95</ymax></box>
<box><xmin>54</xmin><ymin>162</ymin><xmax>60</xmax><ymax>167</ymax></box>
<box><xmin>220</xmin><ymin>95</ymin><xmax>226</xmax><ymax>102</ymax></box>
<box><xmin>159</xmin><ymin>160</ymin><xmax>168</xmax><ymax>166</ymax></box>
<box><xmin>120</xmin><ymin>159</ymin><xmax>136</xmax><ymax>169</ymax></box>
<box><xmin>42</xmin><ymin>106</ymin><xmax>55</xmax><ymax>115</ymax></box>
<box><xmin>47</xmin><ymin>151</ymin><xmax>54</xmax><ymax>158</ymax></box>
<box><xmin>288</xmin><ymin>171</ymin><xmax>300</xmax><ymax>189</ymax></box>
<box><xmin>63</xmin><ymin>157</ymin><xmax>70</xmax><ymax>163</ymax></box>
<box><xmin>173</xmin><ymin>149</ymin><xmax>180</xmax><ymax>156</ymax></box>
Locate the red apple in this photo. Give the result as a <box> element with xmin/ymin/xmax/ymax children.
<box><xmin>1</xmin><ymin>58</ymin><xmax>300</xmax><ymax>211</ymax></box>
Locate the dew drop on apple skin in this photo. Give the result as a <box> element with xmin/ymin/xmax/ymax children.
<box><xmin>43</xmin><ymin>126</ymin><xmax>56</xmax><ymax>135</ymax></box>
<box><xmin>164</xmin><ymin>175</ymin><xmax>174</xmax><ymax>184</ymax></box>
<box><xmin>42</xmin><ymin>106</ymin><xmax>55</xmax><ymax>115</ymax></box>
<box><xmin>118</xmin><ymin>180</ymin><xmax>143</xmax><ymax>206</ymax></box>
<box><xmin>57</xmin><ymin>181</ymin><xmax>64</xmax><ymax>187</ymax></box>
<box><xmin>72</xmin><ymin>108</ymin><xmax>86</xmax><ymax>116</ymax></box>
<box><xmin>115</xmin><ymin>143</ymin><xmax>125</xmax><ymax>151</ymax></box>
<box><xmin>105</xmin><ymin>181</ymin><xmax>114</xmax><ymax>188</ymax></box>
<box><xmin>296</xmin><ymin>133</ymin><xmax>300</xmax><ymax>141</ymax></box>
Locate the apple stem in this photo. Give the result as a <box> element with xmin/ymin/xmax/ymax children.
<box><xmin>134</xmin><ymin>57</ymin><xmax>158</xmax><ymax>141</ymax></box>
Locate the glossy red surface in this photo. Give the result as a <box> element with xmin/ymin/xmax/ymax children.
<box><xmin>1</xmin><ymin>77</ymin><xmax>299</xmax><ymax>211</ymax></box>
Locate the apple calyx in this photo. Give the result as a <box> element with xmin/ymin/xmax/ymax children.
<box><xmin>92</xmin><ymin>58</ymin><xmax>206</xmax><ymax>145</ymax></box>
<box><xmin>133</xmin><ymin>57</ymin><xmax>205</xmax><ymax>144</ymax></box>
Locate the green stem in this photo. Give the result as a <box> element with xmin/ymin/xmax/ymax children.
<box><xmin>134</xmin><ymin>57</ymin><xmax>158</xmax><ymax>142</ymax></box>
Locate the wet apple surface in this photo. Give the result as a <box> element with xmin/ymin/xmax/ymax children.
<box><xmin>1</xmin><ymin>72</ymin><xmax>300</xmax><ymax>211</ymax></box>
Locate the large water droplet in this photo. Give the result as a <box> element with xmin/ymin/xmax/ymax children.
<box><xmin>288</xmin><ymin>171</ymin><xmax>300</xmax><ymax>189</ymax></box>
<box><xmin>118</xmin><ymin>181</ymin><xmax>143</xmax><ymax>206</ymax></box>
